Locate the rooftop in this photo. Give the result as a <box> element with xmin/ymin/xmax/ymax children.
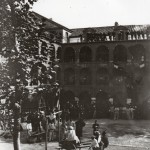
<box><xmin>70</xmin><ymin>24</ymin><xmax>150</xmax><ymax>37</ymax></box>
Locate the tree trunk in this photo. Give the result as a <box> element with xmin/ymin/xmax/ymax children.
<box><xmin>13</xmin><ymin>131</ymin><xmax>21</xmax><ymax>150</ymax></box>
<box><xmin>13</xmin><ymin>108</ymin><xmax>21</xmax><ymax>150</ymax></box>
<box><xmin>13</xmin><ymin>109</ymin><xmax>21</xmax><ymax>150</ymax></box>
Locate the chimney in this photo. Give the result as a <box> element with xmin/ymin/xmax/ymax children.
<box><xmin>114</xmin><ymin>22</ymin><xmax>119</xmax><ymax>27</ymax></box>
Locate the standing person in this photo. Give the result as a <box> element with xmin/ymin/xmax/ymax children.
<box><xmin>122</xmin><ymin>107</ymin><xmax>127</xmax><ymax>119</ymax></box>
<box><xmin>101</xmin><ymin>131</ymin><xmax>109</xmax><ymax>150</ymax></box>
<box><xmin>130</xmin><ymin>106</ymin><xmax>135</xmax><ymax>120</ymax></box>
<box><xmin>92</xmin><ymin>120</ymin><xmax>100</xmax><ymax>135</ymax></box>
<box><xmin>48</xmin><ymin>122</ymin><xmax>56</xmax><ymax>141</ymax></box>
<box><xmin>75</xmin><ymin>118</ymin><xmax>85</xmax><ymax>141</ymax></box>
<box><xmin>109</xmin><ymin>105</ymin><xmax>114</xmax><ymax>119</ymax></box>
<box><xmin>92</xmin><ymin>103</ymin><xmax>96</xmax><ymax>119</ymax></box>
<box><xmin>114</xmin><ymin>107</ymin><xmax>119</xmax><ymax>120</ymax></box>
<box><xmin>40</xmin><ymin>111</ymin><xmax>46</xmax><ymax>131</ymax></box>
<box><xmin>126</xmin><ymin>106</ymin><xmax>131</xmax><ymax>120</ymax></box>
<box><xmin>34</xmin><ymin>112</ymin><xmax>41</xmax><ymax>133</ymax></box>
<box><xmin>48</xmin><ymin>110</ymin><xmax>57</xmax><ymax>125</ymax></box>
<box><xmin>60</xmin><ymin>120</ymin><xmax>67</xmax><ymax>140</ymax></box>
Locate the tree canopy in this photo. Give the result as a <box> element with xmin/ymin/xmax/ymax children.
<box><xmin>0</xmin><ymin>1</ymin><xmax>59</xmax><ymax>149</ymax></box>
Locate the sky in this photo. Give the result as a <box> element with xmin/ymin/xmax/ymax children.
<box><xmin>32</xmin><ymin>0</ymin><xmax>150</xmax><ymax>29</ymax></box>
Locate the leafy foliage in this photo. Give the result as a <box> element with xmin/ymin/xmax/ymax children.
<box><xmin>0</xmin><ymin>0</ymin><xmax>57</xmax><ymax>106</ymax></box>
<box><xmin>0</xmin><ymin>3</ymin><xmax>60</xmax><ymax>148</ymax></box>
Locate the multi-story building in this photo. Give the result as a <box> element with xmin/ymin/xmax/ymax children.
<box><xmin>58</xmin><ymin>22</ymin><xmax>150</xmax><ymax>118</ymax></box>
<box><xmin>1</xmin><ymin>10</ymin><xmax>150</xmax><ymax>118</ymax></box>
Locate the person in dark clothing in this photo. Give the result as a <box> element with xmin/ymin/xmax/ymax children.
<box><xmin>101</xmin><ymin>131</ymin><xmax>109</xmax><ymax>149</ymax></box>
<box><xmin>27</xmin><ymin>113</ymin><xmax>36</xmax><ymax>132</ymax></box>
<box><xmin>75</xmin><ymin>118</ymin><xmax>85</xmax><ymax>140</ymax></box>
<box><xmin>34</xmin><ymin>112</ymin><xmax>42</xmax><ymax>133</ymax></box>
<box><xmin>92</xmin><ymin>120</ymin><xmax>100</xmax><ymax>135</ymax></box>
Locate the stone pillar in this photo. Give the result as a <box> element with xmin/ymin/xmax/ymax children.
<box><xmin>92</xmin><ymin>64</ymin><xmax>97</xmax><ymax>86</ymax></box>
<box><xmin>75</xmin><ymin>65</ymin><xmax>80</xmax><ymax>87</ymax></box>
<box><xmin>75</xmin><ymin>48</ymin><xmax>80</xmax><ymax>63</ymax></box>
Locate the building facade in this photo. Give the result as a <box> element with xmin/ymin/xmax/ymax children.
<box><xmin>57</xmin><ymin>23</ymin><xmax>150</xmax><ymax>118</ymax></box>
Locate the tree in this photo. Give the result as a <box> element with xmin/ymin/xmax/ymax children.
<box><xmin>0</xmin><ymin>0</ymin><xmax>58</xmax><ymax>149</ymax></box>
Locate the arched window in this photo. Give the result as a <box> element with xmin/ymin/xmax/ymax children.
<box><xmin>79</xmin><ymin>46</ymin><xmax>92</xmax><ymax>62</ymax></box>
<box><xmin>129</xmin><ymin>44</ymin><xmax>145</xmax><ymax>63</ymax></box>
<box><xmin>113</xmin><ymin>45</ymin><xmax>127</xmax><ymax>63</ymax></box>
<box><xmin>79</xmin><ymin>68</ymin><xmax>91</xmax><ymax>85</ymax></box>
<box><xmin>64</xmin><ymin>47</ymin><xmax>75</xmax><ymax>62</ymax></box>
<box><xmin>64</xmin><ymin>68</ymin><xmax>75</xmax><ymax>85</ymax></box>
<box><xmin>96</xmin><ymin>68</ymin><xmax>109</xmax><ymax>84</ymax></box>
<box><xmin>96</xmin><ymin>46</ymin><xmax>109</xmax><ymax>62</ymax></box>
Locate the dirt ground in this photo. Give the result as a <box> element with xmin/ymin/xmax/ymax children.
<box><xmin>0</xmin><ymin>119</ymin><xmax>150</xmax><ymax>150</ymax></box>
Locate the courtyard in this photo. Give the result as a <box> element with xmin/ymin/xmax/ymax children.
<box><xmin>1</xmin><ymin>119</ymin><xmax>150</xmax><ymax>150</ymax></box>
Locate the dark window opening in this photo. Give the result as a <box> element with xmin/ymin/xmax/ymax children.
<box><xmin>96</xmin><ymin>46</ymin><xmax>109</xmax><ymax>62</ymax></box>
<box><xmin>64</xmin><ymin>47</ymin><xmax>75</xmax><ymax>62</ymax></box>
<box><xmin>79</xmin><ymin>46</ymin><xmax>92</xmax><ymax>62</ymax></box>
<box><xmin>64</xmin><ymin>68</ymin><xmax>75</xmax><ymax>85</ymax></box>
<box><xmin>113</xmin><ymin>45</ymin><xmax>127</xmax><ymax>63</ymax></box>
<box><xmin>80</xmin><ymin>68</ymin><xmax>91</xmax><ymax>85</ymax></box>
<box><xmin>129</xmin><ymin>44</ymin><xmax>145</xmax><ymax>63</ymax></box>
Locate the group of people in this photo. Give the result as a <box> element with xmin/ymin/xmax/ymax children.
<box><xmin>24</xmin><ymin>107</ymin><xmax>86</xmax><ymax>142</ymax></box>
<box><xmin>89</xmin><ymin>120</ymin><xmax>109</xmax><ymax>150</ymax></box>
<box><xmin>59</xmin><ymin>119</ymin><xmax>109</xmax><ymax>150</ymax></box>
<box><xmin>24</xmin><ymin>108</ymin><xmax>63</xmax><ymax>141</ymax></box>
<box><xmin>61</xmin><ymin>100</ymin><xmax>97</xmax><ymax>120</ymax></box>
<box><xmin>21</xmin><ymin>106</ymin><xmax>109</xmax><ymax>150</ymax></box>
<box><xmin>60</xmin><ymin>118</ymin><xmax>85</xmax><ymax>145</ymax></box>
<box><xmin>109</xmin><ymin>104</ymin><xmax>135</xmax><ymax>120</ymax></box>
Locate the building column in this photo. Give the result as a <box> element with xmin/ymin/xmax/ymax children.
<box><xmin>75</xmin><ymin>48</ymin><xmax>80</xmax><ymax>63</ymax></box>
<box><xmin>91</xmin><ymin>65</ymin><xmax>97</xmax><ymax>88</ymax></box>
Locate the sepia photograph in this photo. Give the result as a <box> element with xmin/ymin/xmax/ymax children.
<box><xmin>0</xmin><ymin>0</ymin><xmax>150</xmax><ymax>150</ymax></box>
